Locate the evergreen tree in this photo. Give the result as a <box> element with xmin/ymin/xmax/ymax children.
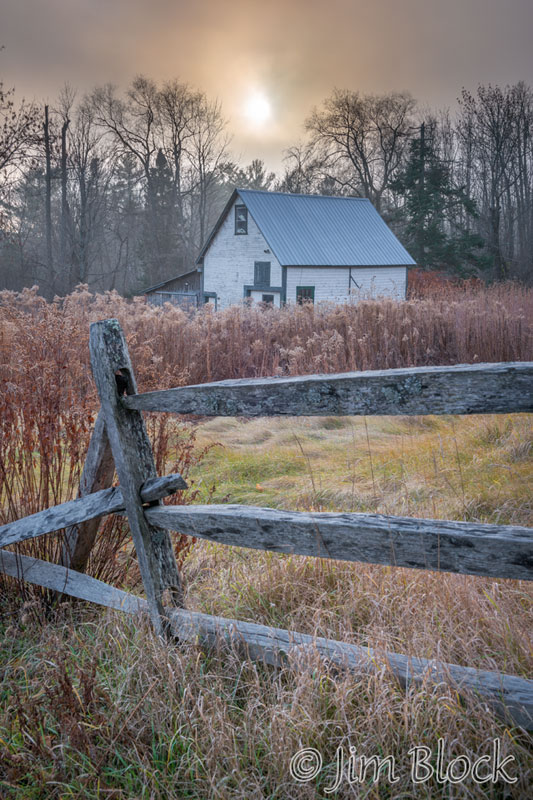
<box><xmin>232</xmin><ymin>159</ymin><xmax>276</xmax><ymax>191</ymax></box>
<box><xmin>140</xmin><ymin>148</ymin><xmax>181</xmax><ymax>285</ymax></box>
<box><xmin>393</xmin><ymin>121</ymin><xmax>486</xmax><ymax>276</ymax></box>
<box><xmin>106</xmin><ymin>153</ymin><xmax>143</xmax><ymax>293</ymax></box>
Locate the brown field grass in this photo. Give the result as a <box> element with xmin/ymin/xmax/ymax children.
<box><xmin>1</xmin><ymin>280</ymin><xmax>532</xmax><ymax>397</ymax></box>
<box><xmin>0</xmin><ymin>284</ymin><xmax>532</xmax><ymax>798</ymax></box>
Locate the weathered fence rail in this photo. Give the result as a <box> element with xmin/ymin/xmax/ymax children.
<box><xmin>0</xmin><ymin>473</ymin><xmax>186</xmax><ymax>550</ymax></box>
<box><xmin>123</xmin><ymin>361</ymin><xmax>533</xmax><ymax>417</ymax></box>
<box><xmin>145</xmin><ymin>504</ymin><xmax>533</xmax><ymax>581</ymax></box>
<box><xmin>1</xmin><ymin>549</ymin><xmax>532</xmax><ymax>730</ymax></box>
<box><xmin>1</xmin><ymin>318</ymin><xmax>533</xmax><ymax>729</ymax></box>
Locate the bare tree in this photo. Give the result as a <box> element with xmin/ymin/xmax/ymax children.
<box><xmin>156</xmin><ymin>79</ymin><xmax>196</xmax><ymax>253</ymax></box>
<box><xmin>56</xmin><ymin>85</ymin><xmax>75</xmax><ymax>285</ymax></box>
<box><xmin>90</xmin><ymin>77</ymin><xmax>229</xmax><ymax>282</ymax></box>
<box><xmin>42</xmin><ymin>105</ymin><xmax>54</xmax><ymax>290</ymax></box>
<box><xmin>91</xmin><ymin>78</ymin><xmax>158</xmax><ymax>183</ymax></box>
<box><xmin>0</xmin><ymin>81</ymin><xmax>38</xmax><ymax>182</ymax></box>
<box><xmin>187</xmin><ymin>93</ymin><xmax>230</xmax><ymax>251</ymax></box>
<box><xmin>279</xmin><ymin>141</ymin><xmax>341</xmax><ymax>195</ymax></box>
<box><xmin>305</xmin><ymin>89</ymin><xmax>417</xmax><ymax>211</ymax></box>
<box><xmin>458</xmin><ymin>83</ymin><xmax>532</xmax><ymax>280</ymax></box>
<box><xmin>66</xmin><ymin>97</ymin><xmax>107</xmax><ymax>287</ymax></box>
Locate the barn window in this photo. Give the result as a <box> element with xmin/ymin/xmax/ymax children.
<box><xmin>296</xmin><ymin>286</ymin><xmax>315</xmax><ymax>304</ymax></box>
<box><xmin>262</xmin><ymin>294</ymin><xmax>274</xmax><ymax>304</ymax></box>
<box><xmin>254</xmin><ymin>261</ymin><xmax>271</xmax><ymax>286</ymax></box>
<box><xmin>235</xmin><ymin>205</ymin><xmax>248</xmax><ymax>234</ymax></box>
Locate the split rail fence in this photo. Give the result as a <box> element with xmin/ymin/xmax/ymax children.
<box><xmin>1</xmin><ymin>318</ymin><xmax>533</xmax><ymax>729</ymax></box>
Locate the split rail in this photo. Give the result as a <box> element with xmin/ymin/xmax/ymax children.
<box><xmin>1</xmin><ymin>318</ymin><xmax>533</xmax><ymax>729</ymax></box>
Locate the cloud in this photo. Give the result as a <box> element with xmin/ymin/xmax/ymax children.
<box><xmin>2</xmin><ymin>0</ymin><xmax>532</xmax><ymax>171</ymax></box>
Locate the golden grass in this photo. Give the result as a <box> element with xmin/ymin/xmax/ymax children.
<box><xmin>1</xmin><ymin>580</ymin><xmax>531</xmax><ymax>798</ymax></box>
<box><xmin>192</xmin><ymin>414</ymin><xmax>533</xmax><ymax>526</ymax></box>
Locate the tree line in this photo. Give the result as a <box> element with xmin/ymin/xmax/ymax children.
<box><xmin>1</xmin><ymin>75</ymin><xmax>531</xmax><ymax>297</ymax></box>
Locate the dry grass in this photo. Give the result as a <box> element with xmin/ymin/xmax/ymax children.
<box><xmin>1</xmin><ymin>584</ymin><xmax>531</xmax><ymax>799</ymax></box>
<box><xmin>1</xmin><ymin>281</ymin><xmax>532</xmax><ymax>397</ymax></box>
<box><xmin>192</xmin><ymin>414</ymin><xmax>533</xmax><ymax>526</ymax></box>
<box><xmin>0</xmin><ymin>285</ymin><xmax>532</xmax><ymax>797</ymax></box>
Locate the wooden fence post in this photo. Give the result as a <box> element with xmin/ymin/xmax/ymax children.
<box><xmin>61</xmin><ymin>410</ymin><xmax>115</xmax><ymax>572</ymax></box>
<box><xmin>89</xmin><ymin>318</ymin><xmax>184</xmax><ymax>636</ymax></box>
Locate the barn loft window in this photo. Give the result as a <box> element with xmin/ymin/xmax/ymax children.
<box><xmin>254</xmin><ymin>261</ymin><xmax>271</xmax><ymax>286</ymax></box>
<box><xmin>235</xmin><ymin>205</ymin><xmax>248</xmax><ymax>235</ymax></box>
<box><xmin>296</xmin><ymin>286</ymin><xmax>315</xmax><ymax>304</ymax></box>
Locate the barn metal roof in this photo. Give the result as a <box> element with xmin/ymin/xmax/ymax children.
<box><xmin>140</xmin><ymin>267</ymin><xmax>200</xmax><ymax>294</ymax></box>
<box><xmin>196</xmin><ymin>189</ymin><xmax>416</xmax><ymax>267</ymax></box>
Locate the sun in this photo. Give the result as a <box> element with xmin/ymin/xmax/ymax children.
<box><xmin>244</xmin><ymin>91</ymin><xmax>272</xmax><ymax>126</ymax></box>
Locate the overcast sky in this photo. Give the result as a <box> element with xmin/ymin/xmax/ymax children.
<box><xmin>2</xmin><ymin>0</ymin><xmax>532</xmax><ymax>171</ymax></box>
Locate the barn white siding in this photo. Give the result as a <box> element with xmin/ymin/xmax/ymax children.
<box><xmin>285</xmin><ymin>266</ymin><xmax>407</xmax><ymax>304</ymax></box>
<box><xmin>203</xmin><ymin>197</ymin><xmax>283</xmax><ymax>309</ymax></box>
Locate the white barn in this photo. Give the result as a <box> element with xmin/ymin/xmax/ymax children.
<box><xmin>196</xmin><ymin>189</ymin><xmax>415</xmax><ymax>308</ymax></box>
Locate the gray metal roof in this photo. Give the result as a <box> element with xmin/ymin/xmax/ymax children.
<box><xmin>141</xmin><ymin>268</ymin><xmax>200</xmax><ymax>294</ymax></box>
<box><xmin>240</xmin><ymin>190</ymin><xmax>415</xmax><ymax>266</ymax></box>
<box><xmin>197</xmin><ymin>189</ymin><xmax>415</xmax><ymax>267</ymax></box>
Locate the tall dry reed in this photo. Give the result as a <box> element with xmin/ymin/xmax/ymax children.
<box><xmin>2</xmin><ymin>281</ymin><xmax>532</xmax><ymax>392</ymax></box>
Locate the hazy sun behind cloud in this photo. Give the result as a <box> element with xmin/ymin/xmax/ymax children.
<box><xmin>244</xmin><ymin>90</ymin><xmax>272</xmax><ymax>126</ymax></box>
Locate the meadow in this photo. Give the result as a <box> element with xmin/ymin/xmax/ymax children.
<box><xmin>0</xmin><ymin>282</ymin><xmax>532</xmax><ymax>798</ymax></box>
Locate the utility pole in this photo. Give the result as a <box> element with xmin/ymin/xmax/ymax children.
<box><xmin>60</xmin><ymin>114</ymin><xmax>70</xmax><ymax>287</ymax></box>
<box><xmin>417</xmin><ymin>121</ymin><xmax>426</xmax><ymax>267</ymax></box>
<box><xmin>43</xmin><ymin>105</ymin><xmax>54</xmax><ymax>292</ymax></box>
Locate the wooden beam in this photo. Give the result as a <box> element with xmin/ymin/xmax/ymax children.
<box><xmin>167</xmin><ymin>609</ymin><xmax>533</xmax><ymax>732</ymax></box>
<box><xmin>145</xmin><ymin>504</ymin><xmax>533</xmax><ymax>582</ymax></box>
<box><xmin>1</xmin><ymin>549</ymin><xmax>531</xmax><ymax>730</ymax></box>
<box><xmin>0</xmin><ymin>549</ymin><xmax>144</xmax><ymax>614</ymax></box>
<box><xmin>122</xmin><ymin>361</ymin><xmax>533</xmax><ymax>417</ymax></box>
<box><xmin>61</xmin><ymin>411</ymin><xmax>116</xmax><ymax>571</ymax></box>
<box><xmin>0</xmin><ymin>473</ymin><xmax>187</xmax><ymax>549</ymax></box>
<box><xmin>89</xmin><ymin>318</ymin><xmax>185</xmax><ymax>636</ymax></box>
